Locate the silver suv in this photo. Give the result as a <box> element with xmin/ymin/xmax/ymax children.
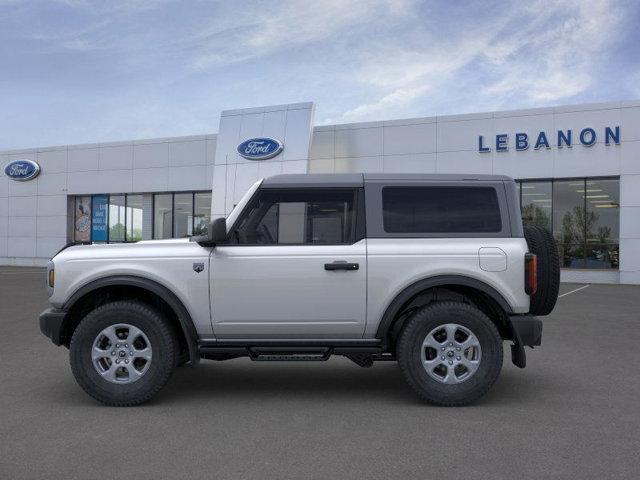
<box><xmin>39</xmin><ymin>174</ymin><xmax>560</xmax><ymax>406</ymax></box>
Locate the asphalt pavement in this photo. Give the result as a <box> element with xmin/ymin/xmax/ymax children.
<box><xmin>0</xmin><ymin>267</ymin><xmax>638</xmax><ymax>479</ymax></box>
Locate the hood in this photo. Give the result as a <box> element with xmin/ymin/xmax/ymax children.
<box><xmin>53</xmin><ymin>237</ymin><xmax>204</xmax><ymax>262</ymax></box>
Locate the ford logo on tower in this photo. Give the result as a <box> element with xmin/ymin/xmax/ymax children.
<box><xmin>237</xmin><ymin>137</ymin><xmax>283</xmax><ymax>160</ymax></box>
<box><xmin>4</xmin><ymin>159</ymin><xmax>41</xmax><ymax>181</ymax></box>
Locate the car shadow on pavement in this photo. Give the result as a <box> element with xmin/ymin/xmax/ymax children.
<box><xmin>41</xmin><ymin>357</ymin><xmax>546</xmax><ymax>408</ymax></box>
<box><xmin>150</xmin><ymin>358</ymin><xmax>545</xmax><ymax>407</ymax></box>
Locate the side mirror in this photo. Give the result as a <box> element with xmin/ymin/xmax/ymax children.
<box><xmin>192</xmin><ymin>217</ymin><xmax>226</xmax><ymax>247</ymax></box>
<box><xmin>210</xmin><ymin>217</ymin><xmax>227</xmax><ymax>244</ymax></box>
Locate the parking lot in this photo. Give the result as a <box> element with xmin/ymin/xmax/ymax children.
<box><xmin>0</xmin><ymin>267</ymin><xmax>638</xmax><ymax>479</ymax></box>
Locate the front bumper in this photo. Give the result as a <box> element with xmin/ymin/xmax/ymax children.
<box><xmin>39</xmin><ymin>308</ymin><xmax>68</xmax><ymax>346</ymax></box>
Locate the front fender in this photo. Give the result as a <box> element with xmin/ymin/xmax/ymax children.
<box><xmin>62</xmin><ymin>275</ymin><xmax>200</xmax><ymax>364</ymax></box>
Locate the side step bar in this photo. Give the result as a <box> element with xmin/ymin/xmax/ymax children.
<box><xmin>249</xmin><ymin>347</ymin><xmax>332</xmax><ymax>362</ymax></box>
<box><xmin>198</xmin><ymin>341</ymin><xmax>395</xmax><ymax>367</ymax></box>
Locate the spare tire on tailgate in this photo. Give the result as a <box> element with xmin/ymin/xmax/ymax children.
<box><xmin>524</xmin><ymin>225</ymin><xmax>560</xmax><ymax>316</ymax></box>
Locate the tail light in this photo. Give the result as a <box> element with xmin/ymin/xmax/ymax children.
<box><xmin>525</xmin><ymin>253</ymin><xmax>537</xmax><ymax>295</ymax></box>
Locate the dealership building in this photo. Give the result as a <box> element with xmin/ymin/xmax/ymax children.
<box><xmin>1</xmin><ymin>100</ymin><xmax>639</xmax><ymax>284</ymax></box>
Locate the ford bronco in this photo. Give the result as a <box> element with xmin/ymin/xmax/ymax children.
<box><xmin>39</xmin><ymin>174</ymin><xmax>559</xmax><ymax>406</ymax></box>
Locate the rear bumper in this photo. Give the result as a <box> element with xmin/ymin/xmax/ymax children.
<box><xmin>508</xmin><ymin>314</ymin><xmax>542</xmax><ymax>346</ymax></box>
<box><xmin>39</xmin><ymin>307</ymin><xmax>67</xmax><ymax>346</ymax></box>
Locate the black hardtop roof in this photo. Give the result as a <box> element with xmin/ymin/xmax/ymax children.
<box><xmin>261</xmin><ymin>173</ymin><xmax>513</xmax><ymax>188</ymax></box>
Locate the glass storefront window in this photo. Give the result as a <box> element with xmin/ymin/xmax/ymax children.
<box><xmin>585</xmin><ymin>179</ymin><xmax>619</xmax><ymax>269</ymax></box>
<box><xmin>552</xmin><ymin>180</ymin><xmax>586</xmax><ymax>268</ymax></box>
<box><xmin>174</xmin><ymin>193</ymin><xmax>193</xmax><ymax>237</ymax></box>
<box><xmin>74</xmin><ymin>196</ymin><xmax>92</xmax><ymax>242</ymax></box>
<box><xmin>553</xmin><ymin>180</ymin><xmax>586</xmax><ymax>246</ymax></box>
<box><xmin>74</xmin><ymin>191</ymin><xmax>210</xmax><ymax>243</ymax></box>
<box><xmin>154</xmin><ymin>194</ymin><xmax>173</xmax><ymax>239</ymax></box>
<box><xmin>108</xmin><ymin>195</ymin><xmax>126</xmax><ymax>242</ymax></box>
<box><xmin>194</xmin><ymin>192</ymin><xmax>212</xmax><ymax>236</ymax></box>
<box><xmin>585</xmin><ymin>179</ymin><xmax>619</xmax><ymax>243</ymax></box>
<box><xmin>126</xmin><ymin>194</ymin><xmax>143</xmax><ymax>242</ymax></box>
<box><xmin>152</xmin><ymin>191</ymin><xmax>210</xmax><ymax>239</ymax></box>
<box><xmin>516</xmin><ymin>177</ymin><xmax>620</xmax><ymax>270</ymax></box>
<box><xmin>91</xmin><ymin>195</ymin><xmax>109</xmax><ymax>242</ymax></box>
<box><xmin>520</xmin><ymin>181</ymin><xmax>552</xmax><ymax>231</ymax></box>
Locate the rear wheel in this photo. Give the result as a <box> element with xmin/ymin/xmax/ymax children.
<box><xmin>397</xmin><ymin>302</ymin><xmax>503</xmax><ymax>406</ymax></box>
<box><xmin>70</xmin><ymin>300</ymin><xmax>177</xmax><ymax>406</ymax></box>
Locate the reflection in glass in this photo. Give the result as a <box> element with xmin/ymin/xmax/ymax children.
<box><xmin>126</xmin><ymin>194</ymin><xmax>143</xmax><ymax>242</ymax></box>
<box><xmin>517</xmin><ymin>178</ymin><xmax>620</xmax><ymax>270</ymax></box>
<box><xmin>520</xmin><ymin>181</ymin><xmax>552</xmax><ymax>230</ymax></box>
<box><xmin>585</xmin><ymin>179</ymin><xmax>619</xmax><ymax>244</ymax></box>
<box><xmin>553</xmin><ymin>180</ymin><xmax>586</xmax><ymax>246</ymax></box>
<box><xmin>109</xmin><ymin>195</ymin><xmax>126</xmax><ymax>242</ymax></box>
<box><xmin>154</xmin><ymin>194</ymin><xmax>173</xmax><ymax>239</ymax></box>
<box><xmin>558</xmin><ymin>244</ymin><xmax>585</xmax><ymax>269</ymax></box>
<box><xmin>584</xmin><ymin>244</ymin><xmax>619</xmax><ymax>269</ymax></box>
<box><xmin>584</xmin><ymin>179</ymin><xmax>619</xmax><ymax>269</ymax></box>
<box><xmin>194</xmin><ymin>192</ymin><xmax>212</xmax><ymax>236</ymax></box>
<box><xmin>174</xmin><ymin>193</ymin><xmax>193</xmax><ymax>237</ymax></box>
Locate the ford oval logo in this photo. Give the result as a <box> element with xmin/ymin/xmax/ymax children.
<box><xmin>4</xmin><ymin>159</ymin><xmax>41</xmax><ymax>181</ymax></box>
<box><xmin>237</xmin><ymin>137</ymin><xmax>283</xmax><ymax>160</ymax></box>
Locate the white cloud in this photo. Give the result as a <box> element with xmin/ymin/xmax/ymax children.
<box><xmin>0</xmin><ymin>0</ymin><xmax>634</xmax><ymax>149</ymax></box>
<box><xmin>482</xmin><ymin>0</ymin><xmax>621</xmax><ymax>104</ymax></box>
<box><xmin>339</xmin><ymin>85</ymin><xmax>429</xmax><ymax>121</ymax></box>
<box><xmin>191</xmin><ymin>0</ymin><xmax>414</xmax><ymax>69</ymax></box>
<box><xmin>334</xmin><ymin>0</ymin><xmax>625</xmax><ymax>122</ymax></box>
<box><xmin>338</xmin><ymin>37</ymin><xmax>492</xmax><ymax>121</ymax></box>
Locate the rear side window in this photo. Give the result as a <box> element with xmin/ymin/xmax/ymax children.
<box><xmin>382</xmin><ymin>186</ymin><xmax>502</xmax><ymax>234</ymax></box>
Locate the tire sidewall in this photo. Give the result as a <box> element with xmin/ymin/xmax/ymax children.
<box><xmin>398</xmin><ymin>303</ymin><xmax>503</xmax><ymax>404</ymax></box>
<box><xmin>524</xmin><ymin>225</ymin><xmax>560</xmax><ymax>315</ymax></box>
<box><xmin>70</xmin><ymin>302</ymin><xmax>176</xmax><ymax>405</ymax></box>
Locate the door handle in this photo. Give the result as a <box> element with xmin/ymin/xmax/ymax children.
<box><xmin>324</xmin><ymin>261</ymin><xmax>359</xmax><ymax>271</ymax></box>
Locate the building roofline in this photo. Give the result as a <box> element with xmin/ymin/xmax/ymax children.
<box><xmin>2</xmin><ymin>98</ymin><xmax>638</xmax><ymax>153</ymax></box>
<box><xmin>317</xmin><ymin>98</ymin><xmax>640</xmax><ymax>132</ymax></box>
<box><xmin>0</xmin><ymin>133</ymin><xmax>218</xmax><ymax>155</ymax></box>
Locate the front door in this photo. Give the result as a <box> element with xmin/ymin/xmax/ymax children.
<box><xmin>210</xmin><ymin>187</ymin><xmax>367</xmax><ymax>339</ymax></box>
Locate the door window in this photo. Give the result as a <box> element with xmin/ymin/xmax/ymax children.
<box><xmin>232</xmin><ymin>189</ymin><xmax>356</xmax><ymax>245</ymax></box>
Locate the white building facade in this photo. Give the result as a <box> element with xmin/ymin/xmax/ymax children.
<box><xmin>2</xmin><ymin>100</ymin><xmax>639</xmax><ymax>284</ymax></box>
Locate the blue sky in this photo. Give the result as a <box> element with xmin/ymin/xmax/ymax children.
<box><xmin>1</xmin><ymin>0</ymin><xmax>639</xmax><ymax>150</ymax></box>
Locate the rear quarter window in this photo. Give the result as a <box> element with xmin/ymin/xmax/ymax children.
<box><xmin>382</xmin><ymin>186</ymin><xmax>502</xmax><ymax>234</ymax></box>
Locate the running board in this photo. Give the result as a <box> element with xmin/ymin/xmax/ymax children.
<box><xmin>198</xmin><ymin>342</ymin><xmax>394</xmax><ymax>366</ymax></box>
<box><xmin>249</xmin><ymin>347</ymin><xmax>331</xmax><ymax>362</ymax></box>
<box><xmin>251</xmin><ymin>354</ymin><xmax>331</xmax><ymax>362</ymax></box>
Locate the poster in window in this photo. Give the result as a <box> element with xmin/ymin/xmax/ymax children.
<box><xmin>74</xmin><ymin>196</ymin><xmax>92</xmax><ymax>242</ymax></box>
<box><xmin>91</xmin><ymin>194</ymin><xmax>108</xmax><ymax>242</ymax></box>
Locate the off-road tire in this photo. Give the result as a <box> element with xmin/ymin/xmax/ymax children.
<box><xmin>397</xmin><ymin>302</ymin><xmax>503</xmax><ymax>406</ymax></box>
<box><xmin>524</xmin><ymin>225</ymin><xmax>560</xmax><ymax>316</ymax></box>
<box><xmin>70</xmin><ymin>300</ymin><xmax>177</xmax><ymax>406</ymax></box>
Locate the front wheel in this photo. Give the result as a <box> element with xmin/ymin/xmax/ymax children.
<box><xmin>397</xmin><ymin>302</ymin><xmax>503</xmax><ymax>406</ymax></box>
<box><xmin>69</xmin><ymin>300</ymin><xmax>178</xmax><ymax>406</ymax></box>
